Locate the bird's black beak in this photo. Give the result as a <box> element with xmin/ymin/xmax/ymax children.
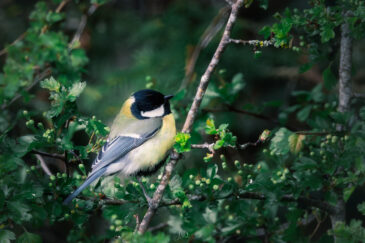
<box><xmin>164</xmin><ymin>95</ymin><xmax>174</xmax><ymax>100</ymax></box>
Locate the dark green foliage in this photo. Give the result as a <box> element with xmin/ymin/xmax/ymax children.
<box><xmin>1</xmin><ymin>0</ymin><xmax>365</xmax><ymax>242</ymax></box>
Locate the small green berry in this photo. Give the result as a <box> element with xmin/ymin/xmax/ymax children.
<box><xmin>213</xmin><ymin>185</ymin><xmax>219</xmax><ymax>190</ymax></box>
<box><xmin>150</xmin><ymin>184</ymin><xmax>156</xmax><ymax>190</ymax></box>
<box><xmin>26</xmin><ymin>120</ymin><xmax>34</xmax><ymax>127</ymax></box>
<box><xmin>115</xmin><ymin>219</ymin><xmax>122</xmax><ymax>226</ymax></box>
<box><xmin>50</xmin><ymin>175</ymin><xmax>56</xmax><ymax>181</ymax></box>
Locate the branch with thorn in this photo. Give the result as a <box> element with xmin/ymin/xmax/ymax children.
<box><xmin>228</xmin><ymin>38</ymin><xmax>275</xmax><ymax>47</ymax></box>
<box><xmin>191</xmin><ymin>134</ymin><xmax>265</xmax><ymax>154</ymax></box>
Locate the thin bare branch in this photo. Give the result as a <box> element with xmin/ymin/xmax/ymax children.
<box><xmin>0</xmin><ymin>0</ymin><xmax>70</xmax><ymax>56</ymax></box>
<box><xmin>228</xmin><ymin>38</ymin><xmax>275</xmax><ymax>47</ymax></box>
<box><xmin>69</xmin><ymin>4</ymin><xmax>99</xmax><ymax>48</ymax></box>
<box><xmin>35</xmin><ymin>154</ymin><xmax>53</xmax><ymax>176</ymax></box>
<box><xmin>179</xmin><ymin>6</ymin><xmax>229</xmax><ymax>90</ymax></box>
<box><xmin>191</xmin><ymin>137</ymin><xmax>262</xmax><ymax>152</ymax></box>
<box><xmin>191</xmin><ymin>143</ymin><xmax>215</xmax><ymax>153</ymax></box>
<box><xmin>134</xmin><ymin>214</ymin><xmax>140</xmax><ymax>232</ymax></box>
<box><xmin>55</xmin><ymin>0</ymin><xmax>71</xmax><ymax>13</ymax></box>
<box><xmin>32</xmin><ymin>150</ymin><xmax>65</xmax><ymax>161</ymax></box>
<box><xmin>1</xmin><ymin>67</ymin><xmax>52</xmax><ymax>110</ymax></box>
<box><xmin>137</xmin><ymin>0</ymin><xmax>245</xmax><ymax>234</ymax></box>
<box><xmin>0</xmin><ymin>33</ymin><xmax>26</xmax><ymax>56</ymax></box>
<box><xmin>77</xmin><ymin>195</ymin><xmax>134</xmax><ymax>205</ymax></box>
<box><xmin>148</xmin><ymin>223</ymin><xmax>168</xmax><ymax>232</ymax></box>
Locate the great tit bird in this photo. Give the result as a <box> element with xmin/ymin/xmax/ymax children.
<box><xmin>63</xmin><ymin>89</ymin><xmax>176</xmax><ymax>205</ymax></box>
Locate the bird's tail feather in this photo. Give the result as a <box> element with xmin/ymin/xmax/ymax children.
<box><xmin>63</xmin><ymin>167</ymin><xmax>107</xmax><ymax>205</ymax></box>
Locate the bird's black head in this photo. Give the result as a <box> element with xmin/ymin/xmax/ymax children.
<box><xmin>131</xmin><ymin>89</ymin><xmax>173</xmax><ymax>119</ymax></box>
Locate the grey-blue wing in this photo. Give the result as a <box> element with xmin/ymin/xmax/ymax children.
<box><xmin>89</xmin><ymin>128</ymin><xmax>160</xmax><ymax>177</ymax></box>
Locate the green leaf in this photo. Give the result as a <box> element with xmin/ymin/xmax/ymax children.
<box><xmin>269</xmin><ymin>128</ymin><xmax>293</xmax><ymax>155</ymax></box>
<box><xmin>67</xmin><ymin>82</ymin><xmax>86</xmax><ymax>102</ymax></box>
<box><xmin>195</xmin><ymin>224</ymin><xmax>215</xmax><ymax>242</ymax></box>
<box><xmin>206</xmin><ymin>164</ymin><xmax>218</xmax><ymax>178</ymax></box>
<box><xmin>213</xmin><ymin>139</ymin><xmax>224</xmax><ymax>150</ymax></box>
<box><xmin>8</xmin><ymin>201</ymin><xmax>31</xmax><ymax>223</ymax></box>
<box><xmin>205</xmin><ymin>118</ymin><xmax>217</xmax><ymax>135</ymax></box>
<box><xmin>17</xmin><ymin>232</ymin><xmax>42</xmax><ymax>243</ymax></box>
<box><xmin>40</xmin><ymin>77</ymin><xmax>60</xmax><ymax>92</ymax></box>
<box><xmin>259</xmin><ymin>26</ymin><xmax>271</xmax><ymax>39</ymax></box>
<box><xmin>203</xmin><ymin>207</ymin><xmax>217</xmax><ymax>224</ymax></box>
<box><xmin>173</xmin><ymin>133</ymin><xmax>191</xmax><ymax>153</ymax></box>
<box><xmin>288</xmin><ymin>134</ymin><xmax>305</xmax><ymax>154</ymax></box>
<box><xmin>343</xmin><ymin>186</ymin><xmax>355</xmax><ymax>202</ymax></box>
<box><xmin>0</xmin><ymin>230</ymin><xmax>15</xmax><ymax>243</ymax></box>
<box><xmin>357</xmin><ymin>202</ymin><xmax>365</xmax><ymax>216</ymax></box>
<box><xmin>330</xmin><ymin>220</ymin><xmax>365</xmax><ymax>242</ymax></box>
<box><xmin>167</xmin><ymin>215</ymin><xmax>186</xmax><ymax>235</ymax></box>
<box><xmin>323</xmin><ymin>64</ymin><xmax>337</xmax><ymax>90</ymax></box>
<box><xmin>294</xmin><ymin>157</ymin><xmax>317</xmax><ymax>170</ymax></box>
<box><xmin>259</xmin><ymin>0</ymin><xmax>268</xmax><ymax>10</ymax></box>
<box><xmin>359</xmin><ymin>107</ymin><xmax>365</xmax><ymax>120</ymax></box>
<box><xmin>299</xmin><ymin>63</ymin><xmax>313</xmax><ymax>73</ymax></box>
<box><xmin>321</xmin><ymin>25</ymin><xmax>335</xmax><ymax>43</ymax></box>
<box><xmin>297</xmin><ymin>105</ymin><xmax>312</xmax><ymax>122</ymax></box>
<box><xmin>70</xmin><ymin>49</ymin><xmax>89</xmax><ymax>67</ymax></box>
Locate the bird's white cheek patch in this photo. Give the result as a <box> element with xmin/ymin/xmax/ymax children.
<box><xmin>141</xmin><ymin>104</ymin><xmax>165</xmax><ymax>118</ymax></box>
